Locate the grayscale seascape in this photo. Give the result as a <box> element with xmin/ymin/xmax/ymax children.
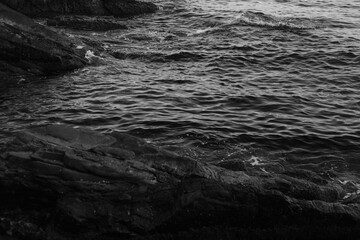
<box><xmin>1</xmin><ymin>1</ymin><xmax>360</xmax><ymax>239</ymax></box>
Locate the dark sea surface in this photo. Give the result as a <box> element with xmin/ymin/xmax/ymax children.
<box><xmin>1</xmin><ymin>0</ymin><xmax>360</xmax><ymax>173</ymax></box>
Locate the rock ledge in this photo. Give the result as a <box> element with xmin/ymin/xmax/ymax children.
<box><xmin>0</xmin><ymin>125</ymin><xmax>359</xmax><ymax>239</ymax></box>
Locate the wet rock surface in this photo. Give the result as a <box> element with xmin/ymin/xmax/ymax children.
<box><xmin>0</xmin><ymin>0</ymin><xmax>158</xmax><ymax>17</ymax></box>
<box><xmin>0</xmin><ymin>124</ymin><xmax>359</xmax><ymax>239</ymax></box>
<box><xmin>0</xmin><ymin>3</ymin><xmax>90</xmax><ymax>77</ymax></box>
<box><xmin>0</xmin><ymin>0</ymin><xmax>157</xmax><ymax>81</ymax></box>
<box><xmin>46</xmin><ymin>15</ymin><xmax>128</xmax><ymax>31</ymax></box>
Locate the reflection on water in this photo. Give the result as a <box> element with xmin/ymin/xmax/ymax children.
<box><xmin>1</xmin><ymin>0</ymin><xmax>360</xmax><ymax>174</ymax></box>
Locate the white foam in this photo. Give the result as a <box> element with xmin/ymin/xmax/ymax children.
<box><xmin>247</xmin><ymin>156</ymin><xmax>262</xmax><ymax>166</ymax></box>
<box><xmin>338</xmin><ymin>180</ymin><xmax>350</xmax><ymax>185</ymax></box>
<box><xmin>342</xmin><ymin>181</ymin><xmax>360</xmax><ymax>199</ymax></box>
<box><xmin>85</xmin><ymin>50</ymin><xmax>96</xmax><ymax>60</ymax></box>
<box><xmin>193</xmin><ymin>27</ymin><xmax>213</xmax><ymax>35</ymax></box>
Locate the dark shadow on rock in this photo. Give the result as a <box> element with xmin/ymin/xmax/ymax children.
<box><xmin>0</xmin><ymin>124</ymin><xmax>359</xmax><ymax>239</ymax></box>
<box><xmin>46</xmin><ymin>15</ymin><xmax>129</xmax><ymax>31</ymax></box>
<box><xmin>0</xmin><ymin>3</ymin><xmax>93</xmax><ymax>80</ymax></box>
<box><xmin>0</xmin><ymin>0</ymin><xmax>158</xmax><ymax>17</ymax></box>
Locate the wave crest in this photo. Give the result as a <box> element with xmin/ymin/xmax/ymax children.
<box><xmin>232</xmin><ymin>11</ymin><xmax>320</xmax><ymax>30</ymax></box>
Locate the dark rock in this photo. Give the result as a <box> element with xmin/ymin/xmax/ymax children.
<box><xmin>0</xmin><ymin>3</ymin><xmax>90</xmax><ymax>77</ymax></box>
<box><xmin>134</xmin><ymin>226</ymin><xmax>360</xmax><ymax>240</ymax></box>
<box><xmin>0</xmin><ymin>124</ymin><xmax>359</xmax><ymax>240</ymax></box>
<box><xmin>0</xmin><ymin>0</ymin><xmax>158</xmax><ymax>17</ymax></box>
<box><xmin>46</xmin><ymin>15</ymin><xmax>128</xmax><ymax>31</ymax></box>
<box><xmin>215</xmin><ymin>159</ymin><xmax>247</xmax><ymax>171</ymax></box>
<box><xmin>103</xmin><ymin>0</ymin><xmax>158</xmax><ymax>17</ymax></box>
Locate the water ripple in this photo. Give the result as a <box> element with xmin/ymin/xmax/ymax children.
<box><xmin>1</xmin><ymin>0</ymin><xmax>360</xmax><ymax>172</ymax></box>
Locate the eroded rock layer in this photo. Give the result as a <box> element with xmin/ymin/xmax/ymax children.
<box><xmin>0</xmin><ymin>125</ymin><xmax>359</xmax><ymax>239</ymax></box>
<box><xmin>0</xmin><ymin>0</ymin><xmax>158</xmax><ymax>17</ymax></box>
<box><xmin>0</xmin><ymin>3</ymin><xmax>90</xmax><ymax>77</ymax></box>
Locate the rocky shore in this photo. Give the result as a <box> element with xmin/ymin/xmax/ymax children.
<box><xmin>0</xmin><ymin>3</ymin><xmax>89</xmax><ymax>77</ymax></box>
<box><xmin>1</xmin><ymin>1</ymin><xmax>360</xmax><ymax>239</ymax></box>
<box><xmin>0</xmin><ymin>0</ymin><xmax>158</xmax><ymax>17</ymax></box>
<box><xmin>0</xmin><ymin>0</ymin><xmax>158</xmax><ymax>81</ymax></box>
<box><xmin>0</xmin><ymin>124</ymin><xmax>359</xmax><ymax>240</ymax></box>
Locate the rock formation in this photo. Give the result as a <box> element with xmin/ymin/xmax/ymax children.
<box><xmin>46</xmin><ymin>15</ymin><xmax>129</xmax><ymax>31</ymax></box>
<box><xmin>0</xmin><ymin>125</ymin><xmax>359</xmax><ymax>239</ymax></box>
<box><xmin>0</xmin><ymin>0</ymin><xmax>159</xmax><ymax>81</ymax></box>
<box><xmin>0</xmin><ymin>3</ymin><xmax>90</xmax><ymax>77</ymax></box>
<box><xmin>0</xmin><ymin>0</ymin><xmax>158</xmax><ymax>17</ymax></box>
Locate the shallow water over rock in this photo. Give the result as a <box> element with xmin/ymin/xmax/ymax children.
<box><xmin>1</xmin><ymin>0</ymin><xmax>360</xmax><ymax>174</ymax></box>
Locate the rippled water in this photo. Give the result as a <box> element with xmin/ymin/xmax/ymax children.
<box><xmin>1</xmin><ymin>0</ymin><xmax>360</xmax><ymax>172</ymax></box>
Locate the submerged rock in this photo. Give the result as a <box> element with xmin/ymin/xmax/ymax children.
<box><xmin>0</xmin><ymin>0</ymin><xmax>158</xmax><ymax>17</ymax></box>
<box><xmin>46</xmin><ymin>15</ymin><xmax>128</xmax><ymax>31</ymax></box>
<box><xmin>0</xmin><ymin>3</ymin><xmax>89</xmax><ymax>77</ymax></box>
<box><xmin>0</xmin><ymin>124</ymin><xmax>359</xmax><ymax>239</ymax></box>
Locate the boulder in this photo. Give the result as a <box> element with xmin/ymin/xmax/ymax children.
<box><xmin>0</xmin><ymin>124</ymin><xmax>359</xmax><ymax>240</ymax></box>
<box><xmin>0</xmin><ymin>0</ymin><xmax>158</xmax><ymax>17</ymax></box>
<box><xmin>0</xmin><ymin>3</ymin><xmax>89</xmax><ymax>77</ymax></box>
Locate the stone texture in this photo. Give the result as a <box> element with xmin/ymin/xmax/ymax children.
<box><xmin>0</xmin><ymin>0</ymin><xmax>158</xmax><ymax>17</ymax></box>
<box><xmin>0</xmin><ymin>125</ymin><xmax>359</xmax><ymax>240</ymax></box>
<box><xmin>46</xmin><ymin>15</ymin><xmax>129</xmax><ymax>31</ymax></box>
<box><xmin>0</xmin><ymin>3</ymin><xmax>89</xmax><ymax>77</ymax></box>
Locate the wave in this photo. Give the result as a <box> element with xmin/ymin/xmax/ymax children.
<box><xmin>189</xmin><ymin>10</ymin><xmax>323</xmax><ymax>37</ymax></box>
<box><xmin>142</xmin><ymin>129</ymin><xmax>360</xmax><ymax>174</ymax></box>
<box><xmin>230</xmin><ymin>11</ymin><xmax>320</xmax><ymax>30</ymax></box>
<box><xmin>110</xmin><ymin>50</ymin><xmax>205</xmax><ymax>62</ymax></box>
